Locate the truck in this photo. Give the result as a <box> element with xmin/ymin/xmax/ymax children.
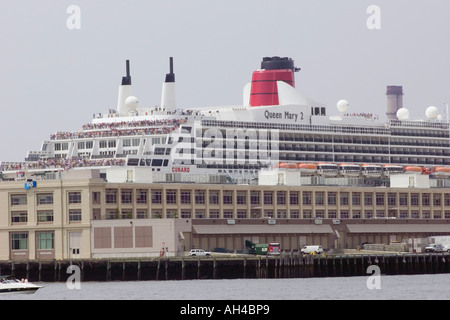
<box><xmin>245</xmin><ymin>240</ymin><xmax>280</xmax><ymax>255</ymax></box>
<box><xmin>300</xmin><ymin>245</ymin><xmax>324</xmax><ymax>255</ymax></box>
<box><xmin>424</xmin><ymin>244</ymin><xmax>444</xmax><ymax>253</ymax></box>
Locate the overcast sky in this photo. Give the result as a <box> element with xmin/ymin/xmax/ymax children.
<box><xmin>1</xmin><ymin>0</ymin><xmax>449</xmax><ymax>162</ymax></box>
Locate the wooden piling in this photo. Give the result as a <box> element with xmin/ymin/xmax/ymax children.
<box><xmin>257</xmin><ymin>257</ymin><xmax>261</xmax><ymax>279</ymax></box>
<box><xmin>197</xmin><ymin>258</ymin><xmax>201</xmax><ymax>279</ymax></box>
<box><xmin>57</xmin><ymin>261</ymin><xmax>61</xmax><ymax>282</ymax></box>
<box><xmin>265</xmin><ymin>255</ymin><xmax>269</xmax><ymax>278</ymax></box>
<box><xmin>155</xmin><ymin>259</ymin><xmax>160</xmax><ymax>280</ymax></box>
<box><xmin>137</xmin><ymin>260</ymin><xmax>141</xmax><ymax>280</ymax></box>
<box><xmin>165</xmin><ymin>259</ymin><xmax>169</xmax><ymax>280</ymax></box>
<box><xmin>106</xmin><ymin>260</ymin><xmax>111</xmax><ymax>281</ymax></box>
<box><xmin>181</xmin><ymin>258</ymin><xmax>185</xmax><ymax>280</ymax></box>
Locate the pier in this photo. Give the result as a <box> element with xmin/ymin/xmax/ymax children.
<box><xmin>1</xmin><ymin>253</ymin><xmax>450</xmax><ymax>282</ymax></box>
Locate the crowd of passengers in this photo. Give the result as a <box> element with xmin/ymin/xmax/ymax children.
<box><xmin>50</xmin><ymin>119</ymin><xmax>187</xmax><ymax>140</ymax></box>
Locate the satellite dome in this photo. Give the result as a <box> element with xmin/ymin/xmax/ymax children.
<box><xmin>396</xmin><ymin>108</ymin><xmax>410</xmax><ymax>120</ymax></box>
<box><xmin>426</xmin><ymin>106</ymin><xmax>438</xmax><ymax>119</ymax></box>
<box><xmin>337</xmin><ymin>100</ymin><xmax>350</xmax><ymax>114</ymax></box>
<box><xmin>125</xmin><ymin>96</ymin><xmax>139</xmax><ymax>110</ymax></box>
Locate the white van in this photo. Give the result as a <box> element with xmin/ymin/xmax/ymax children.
<box><xmin>300</xmin><ymin>245</ymin><xmax>323</xmax><ymax>255</ymax></box>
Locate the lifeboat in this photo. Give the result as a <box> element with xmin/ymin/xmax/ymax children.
<box><xmin>360</xmin><ymin>164</ymin><xmax>383</xmax><ymax>177</ymax></box>
<box><xmin>382</xmin><ymin>164</ymin><xmax>404</xmax><ymax>176</ymax></box>
<box><xmin>404</xmin><ymin>166</ymin><xmax>423</xmax><ymax>173</ymax></box>
<box><xmin>277</xmin><ymin>162</ymin><xmax>297</xmax><ymax>169</ymax></box>
<box><xmin>317</xmin><ymin>163</ymin><xmax>339</xmax><ymax>177</ymax></box>
<box><xmin>338</xmin><ymin>163</ymin><xmax>361</xmax><ymax>177</ymax></box>
<box><xmin>431</xmin><ymin>166</ymin><xmax>450</xmax><ymax>177</ymax></box>
<box><xmin>296</xmin><ymin>163</ymin><xmax>317</xmax><ymax>174</ymax></box>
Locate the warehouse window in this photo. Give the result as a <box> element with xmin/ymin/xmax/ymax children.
<box><xmin>11</xmin><ymin>194</ymin><xmax>27</xmax><ymax>206</ymax></box>
<box><xmin>68</xmin><ymin>192</ymin><xmax>82</xmax><ymax>204</ymax></box>
<box><xmin>69</xmin><ymin>209</ymin><xmax>82</xmax><ymax>222</ymax></box>
<box><xmin>11</xmin><ymin>233</ymin><xmax>28</xmax><ymax>250</ymax></box>
<box><xmin>121</xmin><ymin>189</ymin><xmax>133</xmax><ymax>204</ymax></box>
<box><xmin>37</xmin><ymin>193</ymin><xmax>53</xmax><ymax>205</ymax></box>
<box><xmin>37</xmin><ymin>232</ymin><xmax>54</xmax><ymax>250</ymax></box>
<box><xmin>37</xmin><ymin>210</ymin><xmax>53</xmax><ymax>223</ymax></box>
<box><xmin>11</xmin><ymin>211</ymin><xmax>27</xmax><ymax>224</ymax></box>
<box><xmin>106</xmin><ymin>189</ymin><xmax>117</xmax><ymax>204</ymax></box>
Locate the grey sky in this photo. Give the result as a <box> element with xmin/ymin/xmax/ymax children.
<box><xmin>1</xmin><ymin>0</ymin><xmax>449</xmax><ymax>162</ymax></box>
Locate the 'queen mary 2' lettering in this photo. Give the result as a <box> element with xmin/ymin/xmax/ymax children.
<box><xmin>264</xmin><ymin>110</ymin><xmax>302</xmax><ymax>122</ymax></box>
<box><xmin>172</xmin><ymin>167</ymin><xmax>190</xmax><ymax>173</ymax></box>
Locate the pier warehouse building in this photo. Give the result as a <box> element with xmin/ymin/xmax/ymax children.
<box><xmin>2</xmin><ymin>168</ymin><xmax>450</xmax><ymax>260</ymax></box>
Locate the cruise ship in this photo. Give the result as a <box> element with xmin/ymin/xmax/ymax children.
<box><xmin>2</xmin><ymin>56</ymin><xmax>450</xmax><ymax>184</ymax></box>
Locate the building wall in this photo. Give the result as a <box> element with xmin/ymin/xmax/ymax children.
<box><xmin>0</xmin><ymin>179</ymin><xmax>93</xmax><ymax>260</ymax></box>
<box><xmin>85</xmin><ymin>183</ymin><xmax>450</xmax><ymax>220</ymax></box>
<box><xmin>2</xmin><ymin>178</ymin><xmax>450</xmax><ymax>260</ymax></box>
<box><xmin>90</xmin><ymin>219</ymin><xmax>191</xmax><ymax>258</ymax></box>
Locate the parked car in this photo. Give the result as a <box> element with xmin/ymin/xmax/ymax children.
<box><xmin>425</xmin><ymin>244</ymin><xmax>444</xmax><ymax>253</ymax></box>
<box><xmin>189</xmin><ymin>249</ymin><xmax>211</xmax><ymax>256</ymax></box>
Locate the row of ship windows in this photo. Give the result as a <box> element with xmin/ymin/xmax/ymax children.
<box><xmin>52</xmin><ymin>131</ymin><xmax>449</xmax><ymax>152</ymax></box>
<box><xmin>201</xmin><ymin>120</ymin><xmax>449</xmax><ymax>136</ymax></box>
<box><xmin>55</xmin><ymin>134</ymin><xmax>448</xmax><ymax>147</ymax></box>
<box><xmin>197</xmin><ymin>143</ymin><xmax>450</xmax><ymax>151</ymax></box>
<box><xmin>197</xmin><ymin>136</ymin><xmax>449</xmax><ymax>146</ymax></box>
<box><xmin>53</xmin><ymin>138</ymin><xmax>165</xmax><ymax>151</ymax></box>
<box><xmin>278</xmin><ymin>155</ymin><xmax>450</xmax><ymax>165</ymax></box>
<box><xmin>54</xmin><ymin>140</ymin><xmax>135</xmax><ymax>151</ymax></box>
<box><xmin>278</xmin><ymin>146</ymin><xmax>450</xmax><ymax>154</ymax></box>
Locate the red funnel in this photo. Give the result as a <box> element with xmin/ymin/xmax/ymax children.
<box><xmin>249</xmin><ymin>57</ymin><xmax>298</xmax><ymax>107</ymax></box>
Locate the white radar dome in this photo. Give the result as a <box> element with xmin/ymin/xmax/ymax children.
<box><xmin>337</xmin><ymin>100</ymin><xmax>350</xmax><ymax>114</ymax></box>
<box><xmin>396</xmin><ymin>108</ymin><xmax>410</xmax><ymax>120</ymax></box>
<box><xmin>426</xmin><ymin>106</ymin><xmax>438</xmax><ymax>120</ymax></box>
<box><xmin>125</xmin><ymin>96</ymin><xmax>139</xmax><ymax>110</ymax></box>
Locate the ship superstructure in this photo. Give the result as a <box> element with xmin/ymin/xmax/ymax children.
<box><xmin>1</xmin><ymin>56</ymin><xmax>450</xmax><ymax>184</ymax></box>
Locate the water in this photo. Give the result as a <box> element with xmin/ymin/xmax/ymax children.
<box><xmin>2</xmin><ymin>274</ymin><xmax>450</xmax><ymax>300</ymax></box>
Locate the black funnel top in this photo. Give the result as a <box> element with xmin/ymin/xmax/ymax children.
<box><xmin>261</xmin><ymin>56</ymin><xmax>300</xmax><ymax>72</ymax></box>
<box><xmin>121</xmin><ymin>60</ymin><xmax>132</xmax><ymax>85</ymax></box>
<box><xmin>165</xmin><ymin>57</ymin><xmax>175</xmax><ymax>83</ymax></box>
